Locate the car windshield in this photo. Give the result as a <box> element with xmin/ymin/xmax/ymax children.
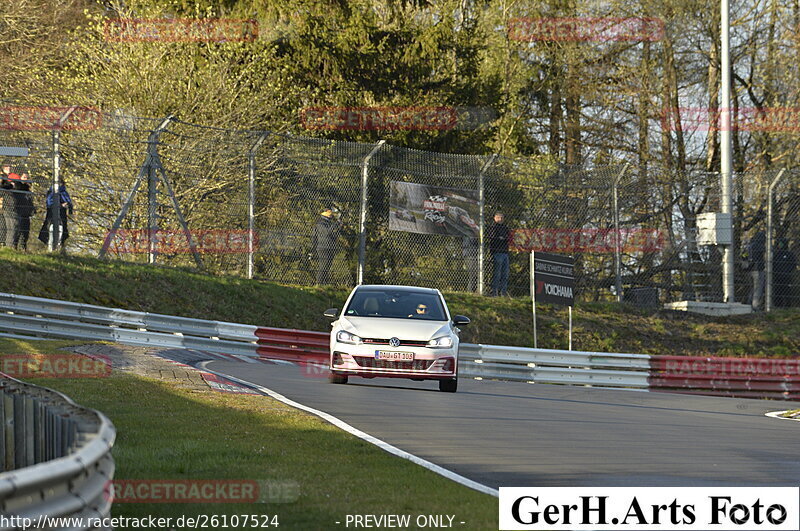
<box><xmin>345</xmin><ymin>289</ymin><xmax>447</xmax><ymax>321</ymax></box>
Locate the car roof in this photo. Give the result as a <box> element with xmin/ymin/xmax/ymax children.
<box><xmin>354</xmin><ymin>284</ymin><xmax>441</xmax><ymax>295</ymax></box>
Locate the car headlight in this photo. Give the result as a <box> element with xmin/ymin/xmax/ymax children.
<box><xmin>336</xmin><ymin>330</ymin><xmax>362</xmax><ymax>345</ymax></box>
<box><xmin>428</xmin><ymin>336</ymin><xmax>453</xmax><ymax>348</ymax></box>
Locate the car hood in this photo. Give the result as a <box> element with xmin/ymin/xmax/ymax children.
<box><xmin>339</xmin><ymin>316</ymin><xmax>452</xmax><ymax>340</ymax></box>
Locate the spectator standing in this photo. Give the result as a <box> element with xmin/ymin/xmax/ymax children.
<box><xmin>462</xmin><ymin>235</ymin><xmax>479</xmax><ymax>292</ymax></box>
<box><xmin>0</xmin><ymin>164</ymin><xmax>11</xmax><ymax>245</ymax></box>
<box><xmin>0</xmin><ymin>173</ymin><xmax>16</xmax><ymax>247</ymax></box>
<box><xmin>747</xmin><ymin>230</ymin><xmax>766</xmax><ymax>310</ymax></box>
<box><xmin>38</xmin><ymin>178</ymin><xmax>73</xmax><ymax>251</ymax></box>
<box><xmin>311</xmin><ymin>206</ymin><xmax>341</xmax><ymax>285</ymax></box>
<box><xmin>12</xmin><ymin>175</ymin><xmax>35</xmax><ymax>250</ymax></box>
<box><xmin>774</xmin><ymin>238</ymin><xmax>797</xmax><ymax>308</ymax></box>
<box><xmin>0</xmin><ymin>163</ymin><xmax>15</xmax><ymax>181</ymax></box>
<box><xmin>487</xmin><ymin>211</ymin><xmax>510</xmax><ymax>296</ymax></box>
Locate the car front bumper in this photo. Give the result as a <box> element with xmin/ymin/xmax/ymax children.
<box><xmin>330</xmin><ymin>344</ymin><xmax>457</xmax><ymax>379</ymax></box>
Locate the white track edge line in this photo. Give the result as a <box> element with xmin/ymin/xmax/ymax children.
<box><xmin>765</xmin><ymin>410</ymin><xmax>800</xmax><ymax>422</ymax></box>
<box><xmin>197</xmin><ymin>361</ymin><xmax>499</xmax><ymax>498</ymax></box>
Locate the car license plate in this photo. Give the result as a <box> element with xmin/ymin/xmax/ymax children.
<box><xmin>375</xmin><ymin>351</ymin><xmax>414</xmax><ymax>362</ymax></box>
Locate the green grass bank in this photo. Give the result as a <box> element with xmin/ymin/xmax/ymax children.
<box><xmin>0</xmin><ymin>248</ymin><xmax>797</xmax><ymax>357</ymax></box>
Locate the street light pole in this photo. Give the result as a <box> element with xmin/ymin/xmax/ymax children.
<box><xmin>720</xmin><ymin>0</ymin><xmax>734</xmax><ymax>303</ymax></box>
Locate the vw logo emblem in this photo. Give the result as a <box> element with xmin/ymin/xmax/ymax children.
<box><xmin>389</xmin><ymin>337</ymin><xmax>401</xmax><ymax>347</ymax></box>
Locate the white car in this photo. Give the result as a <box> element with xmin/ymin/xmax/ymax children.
<box><xmin>324</xmin><ymin>285</ymin><xmax>470</xmax><ymax>392</ymax></box>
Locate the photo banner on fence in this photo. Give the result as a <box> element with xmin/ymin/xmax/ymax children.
<box><xmin>389</xmin><ymin>180</ymin><xmax>480</xmax><ymax>237</ymax></box>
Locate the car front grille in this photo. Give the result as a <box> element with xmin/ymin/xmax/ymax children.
<box><xmin>352</xmin><ymin>357</ymin><xmax>434</xmax><ymax>371</ymax></box>
<box><xmin>362</xmin><ymin>338</ymin><xmax>428</xmax><ymax>347</ymax></box>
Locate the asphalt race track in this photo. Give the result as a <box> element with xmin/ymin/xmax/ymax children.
<box><xmin>205</xmin><ymin>359</ymin><xmax>800</xmax><ymax>490</ymax></box>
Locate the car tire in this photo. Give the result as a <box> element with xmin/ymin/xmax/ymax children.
<box><xmin>438</xmin><ymin>378</ymin><xmax>457</xmax><ymax>393</ymax></box>
<box><xmin>329</xmin><ymin>372</ymin><xmax>348</xmax><ymax>384</ymax></box>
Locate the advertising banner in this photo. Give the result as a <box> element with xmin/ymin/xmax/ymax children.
<box><xmin>389</xmin><ymin>181</ymin><xmax>480</xmax><ymax>237</ymax></box>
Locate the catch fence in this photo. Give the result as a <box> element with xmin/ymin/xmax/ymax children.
<box><xmin>1</xmin><ymin>108</ymin><xmax>798</xmax><ymax>308</ymax></box>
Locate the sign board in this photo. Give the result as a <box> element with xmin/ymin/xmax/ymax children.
<box><xmin>532</xmin><ymin>252</ymin><xmax>575</xmax><ymax>306</ymax></box>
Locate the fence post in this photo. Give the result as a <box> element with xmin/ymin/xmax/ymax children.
<box><xmin>357</xmin><ymin>140</ymin><xmax>385</xmax><ymax>285</ymax></box>
<box><xmin>50</xmin><ymin>106</ymin><xmax>78</xmax><ymax>251</ymax></box>
<box><xmin>147</xmin><ymin>117</ymin><xmax>174</xmax><ymax>264</ymax></box>
<box><xmin>477</xmin><ymin>154</ymin><xmax>498</xmax><ymax>296</ymax></box>
<box><xmin>248</xmin><ymin>133</ymin><xmax>269</xmax><ymax>279</ymax></box>
<box><xmin>765</xmin><ymin>168</ymin><xmax>786</xmax><ymax>312</ymax></box>
<box><xmin>612</xmin><ymin>163</ymin><xmax>629</xmax><ymax>302</ymax></box>
<box><xmin>148</xmin><ymin>152</ymin><xmax>157</xmax><ymax>264</ymax></box>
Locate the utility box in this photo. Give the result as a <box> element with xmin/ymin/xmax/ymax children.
<box><xmin>623</xmin><ymin>287</ymin><xmax>659</xmax><ymax>308</ymax></box>
<box><xmin>696</xmin><ymin>212</ymin><xmax>732</xmax><ymax>245</ymax></box>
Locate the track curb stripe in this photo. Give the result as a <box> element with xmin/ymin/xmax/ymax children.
<box><xmin>765</xmin><ymin>410</ymin><xmax>800</xmax><ymax>422</ymax></box>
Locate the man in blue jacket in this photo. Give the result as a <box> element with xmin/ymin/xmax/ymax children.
<box><xmin>487</xmin><ymin>211</ymin><xmax>510</xmax><ymax>296</ymax></box>
<box><xmin>38</xmin><ymin>178</ymin><xmax>74</xmax><ymax>251</ymax></box>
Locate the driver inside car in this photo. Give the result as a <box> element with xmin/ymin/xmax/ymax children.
<box><xmin>408</xmin><ymin>303</ymin><xmax>428</xmax><ymax>318</ymax></box>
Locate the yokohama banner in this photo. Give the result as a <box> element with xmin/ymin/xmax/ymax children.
<box><xmin>389</xmin><ymin>181</ymin><xmax>480</xmax><ymax>237</ymax></box>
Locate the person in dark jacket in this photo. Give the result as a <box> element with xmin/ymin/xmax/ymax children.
<box><xmin>0</xmin><ymin>163</ymin><xmax>20</xmax><ymax>246</ymax></box>
<box><xmin>12</xmin><ymin>175</ymin><xmax>35</xmax><ymax>250</ymax></box>
<box><xmin>38</xmin><ymin>178</ymin><xmax>74</xmax><ymax>250</ymax></box>
<box><xmin>311</xmin><ymin>206</ymin><xmax>341</xmax><ymax>285</ymax></box>
<box><xmin>487</xmin><ymin>211</ymin><xmax>510</xmax><ymax>296</ymax></box>
<box><xmin>774</xmin><ymin>238</ymin><xmax>797</xmax><ymax>308</ymax></box>
<box><xmin>0</xmin><ymin>176</ymin><xmax>12</xmax><ymax>246</ymax></box>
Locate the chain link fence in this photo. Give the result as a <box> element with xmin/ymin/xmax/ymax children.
<box><xmin>1</xmin><ymin>107</ymin><xmax>798</xmax><ymax>309</ymax></box>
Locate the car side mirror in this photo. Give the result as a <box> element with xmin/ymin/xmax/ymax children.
<box><xmin>323</xmin><ymin>308</ymin><xmax>339</xmax><ymax>319</ymax></box>
<box><xmin>453</xmin><ymin>315</ymin><xmax>470</xmax><ymax>326</ymax></box>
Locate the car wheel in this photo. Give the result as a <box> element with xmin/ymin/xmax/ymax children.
<box><xmin>438</xmin><ymin>378</ymin><xmax>457</xmax><ymax>393</ymax></box>
<box><xmin>329</xmin><ymin>372</ymin><xmax>348</xmax><ymax>384</ymax></box>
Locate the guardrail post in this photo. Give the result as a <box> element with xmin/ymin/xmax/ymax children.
<box><xmin>34</xmin><ymin>398</ymin><xmax>42</xmax><ymax>464</ymax></box>
<box><xmin>357</xmin><ymin>140</ymin><xmax>386</xmax><ymax>285</ymax></box>
<box><xmin>13</xmin><ymin>393</ymin><xmax>24</xmax><ymax>469</ymax></box>
<box><xmin>0</xmin><ymin>390</ymin><xmax>4</xmax><ymax>472</ymax></box>
<box><xmin>4</xmin><ymin>392</ymin><xmax>14</xmax><ymax>470</ymax></box>
<box><xmin>477</xmin><ymin>154</ymin><xmax>498</xmax><ymax>296</ymax></box>
<box><xmin>248</xmin><ymin>133</ymin><xmax>269</xmax><ymax>279</ymax></box>
<box><xmin>54</xmin><ymin>411</ymin><xmax>61</xmax><ymax>457</ymax></box>
<box><xmin>24</xmin><ymin>395</ymin><xmax>34</xmax><ymax>466</ymax></box>
<box><xmin>47</xmin><ymin>409</ymin><xmax>54</xmax><ymax>462</ymax></box>
<box><xmin>765</xmin><ymin>168</ymin><xmax>786</xmax><ymax>312</ymax></box>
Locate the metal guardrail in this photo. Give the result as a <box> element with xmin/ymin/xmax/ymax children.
<box><xmin>0</xmin><ymin>293</ymin><xmax>256</xmax><ymax>341</ymax></box>
<box><xmin>1</xmin><ymin>291</ymin><xmax>798</xmax><ymax>398</ymax></box>
<box><xmin>253</xmin><ymin>329</ymin><xmax>651</xmax><ymax>388</ymax></box>
<box><xmin>0</xmin><ymin>292</ymin><xmax>260</xmax><ymax>358</ymax></box>
<box><xmin>457</xmin><ymin>344</ymin><xmax>651</xmax><ymax>388</ymax></box>
<box><xmin>0</xmin><ymin>376</ymin><xmax>115</xmax><ymax>528</ymax></box>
